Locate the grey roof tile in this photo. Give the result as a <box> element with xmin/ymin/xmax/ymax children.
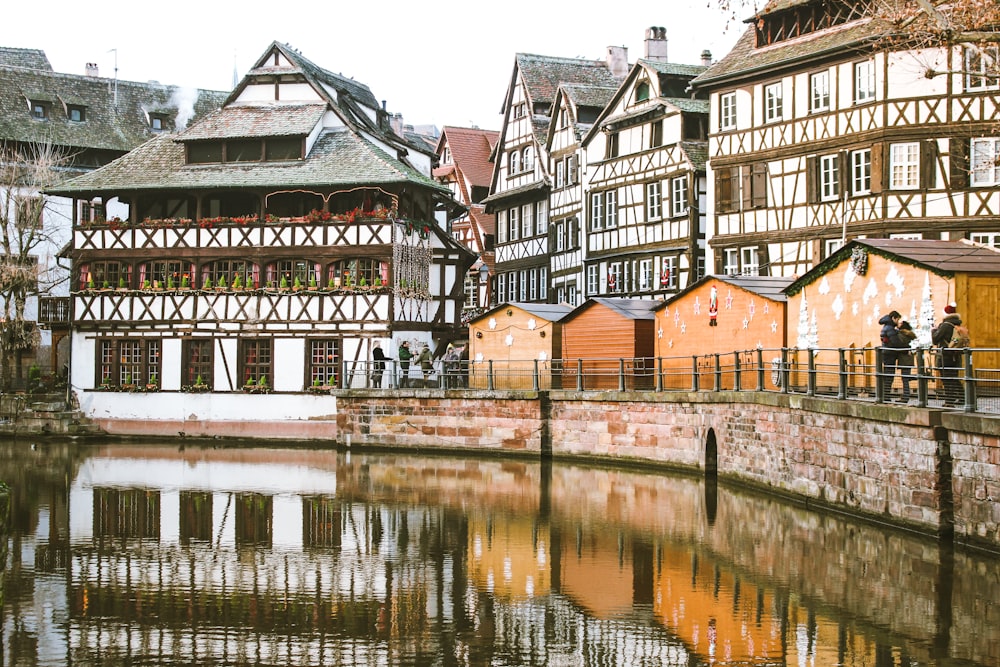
<box><xmin>178</xmin><ymin>104</ymin><xmax>327</xmax><ymax>140</ymax></box>
<box><xmin>0</xmin><ymin>47</ymin><xmax>52</xmax><ymax>71</ymax></box>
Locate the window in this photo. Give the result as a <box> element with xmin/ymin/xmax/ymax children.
<box><xmin>720</xmin><ymin>92</ymin><xmax>736</xmax><ymax>130</ymax></box>
<box><xmin>80</xmin><ymin>201</ymin><xmax>105</xmax><ymax>223</ymax></box>
<box><xmin>971</xmin><ymin>137</ymin><xmax>1000</xmax><ymax>186</ymax></box>
<box><xmin>79</xmin><ymin>260</ymin><xmax>130</xmax><ymax>290</ymax></box>
<box><xmin>556</xmin><ymin>286</ymin><xmax>565</xmax><ymax>304</ymax></box>
<box><xmin>568</xmin><ymin>284</ymin><xmax>577</xmax><ymax>305</ymax></box>
<box><xmin>183</xmin><ymin>339</ymin><xmax>213</xmax><ymax>388</ymax></box>
<box><xmin>608</xmin><ymin>263</ymin><xmax>622</xmax><ymax>293</ymax></box>
<box><xmin>764</xmin><ymin>82</ymin><xmax>783</xmax><ymax>122</ymax></box>
<box><xmin>509</xmin><ymin>150</ymin><xmax>520</xmax><ymax>174</ymax></box>
<box><xmin>328</xmin><ymin>258</ymin><xmax>386</xmax><ymax>289</ymax></box>
<box><xmin>605</xmin><ymin>191</ymin><xmax>618</xmax><ymax>228</ymax></box>
<box><xmin>507</xmin><ymin>207</ymin><xmax>519</xmax><ymax>241</ymax></box>
<box><xmin>715</xmin><ymin>167</ymin><xmax>740</xmax><ymax>213</ymax></box>
<box><xmin>264</xmin><ymin>137</ymin><xmax>302</xmax><ymax>161</ymax></box>
<box><xmin>149</xmin><ymin>113</ymin><xmax>169</xmax><ymax>131</ymax></box>
<box><xmin>890</xmin><ymin>142</ymin><xmax>920</xmax><ymax>190</ymax></box>
<box><xmin>227</xmin><ymin>139</ymin><xmax>262</xmax><ymax>162</ymax></box>
<box><xmin>723</xmin><ymin>248</ymin><xmax>739</xmax><ymax>275</ymax></box>
<box><xmin>521</xmin><ymin>203</ymin><xmax>533</xmax><ymax>238</ymax></box>
<box><xmin>519</xmin><ymin>270</ymin><xmax>528</xmax><ymax>301</ymax></box>
<box><xmin>556</xmin><ymin>160</ymin><xmax>565</xmax><ymax>188</ymax></box>
<box><xmin>529</xmin><ymin>270</ymin><xmax>538</xmax><ymax>301</ymax></box>
<box><xmin>744</xmin><ymin>163</ymin><xmax>767</xmax><ymax>209</ymax></box>
<box><xmin>646</xmin><ymin>182</ymin><xmax>662</xmax><ymax>220</ymax></box>
<box><xmin>497</xmin><ymin>273</ymin><xmax>506</xmax><ymax>303</ymax></box>
<box><xmin>539</xmin><ymin>267</ymin><xmax>547</xmax><ymax>300</ymax></box>
<box><xmin>591</xmin><ymin>192</ymin><xmax>605</xmax><ymax>230</ymax></box>
<box><xmin>820</xmin><ymin>154</ymin><xmax>840</xmax><ymax>201</ymax></box>
<box><xmin>965</xmin><ymin>45</ymin><xmax>1000</xmax><ymax>91</ymax></box>
<box><xmin>639</xmin><ymin>259</ymin><xmax>653</xmax><ymax>291</ymax></box>
<box><xmin>970</xmin><ymin>232</ymin><xmax>1000</xmax><ymax>247</ymax></box>
<box><xmin>201</xmin><ymin>259</ymin><xmax>252</xmax><ymax>289</ymax></box>
<box><xmin>535</xmin><ymin>200</ymin><xmax>546</xmax><ymax>236</ymax></box>
<box><xmin>30</xmin><ymin>100</ymin><xmax>49</xmax><ymax>120</ymax></box>
<box><xmin>188</xmin><ymin>141</ymin><xmax>223</xmax><ymax>164</ymax></box>
<box><xmin>851</xmin><ymin>149</ymin><xmax>872</xmax><ymax>194</ymax></box>
<box><xmin>145</xmin><ymin>259</ymin><xmax>195</xmax><ymax>289</ymax></box>
<box><xmin>650</xmin><ymin>120</ymin><xmax>663</xmax><ymax>148</ymax></box>
<box><xmin>606</xmin><ymin>132</ymin><xmax>619</xmax><ymax>159</ymax></box>
<box><xmin>522</xmin><ymin>146</ymin><xmax>534</xmax><ymax>171</ymax></box>
<box><xmin>513</xmin><ymin>102</ymin><xmax>526</xmax><ymax>119</ymax></box>
<box><xmin>671</xmin><ymin>176</ymin><xmax>688</xmax><ymax>217</ymax></box>
<box><xmin>68</xmin><ymin>105</ymin><xmax>86</xmax><ymax>122</ymax></box>
<box><xmin>636</xmin><ymin>82</ymin><xmax>650</xmax><ymax>102</ymax></box>
<box><xmin>98</xmin><ymin>339</ymin><xmax>160</xmax><ymax>387</ymax></box>
<box><xmin>558</xmin><ymin>108</ymin><xmax>569</xmax><ymax>128</ymax></box>
<box><xmin>854</xmin><ymin>60</ymin><xmax>875</xmax><ymax>103</ymax></box>
<box><xmin>441</xmin><ymin>146</ymin><xmax>451</xmax><ymax>165</ymax></box>
<box><xmin>825</xmin><ymin>238</ymin><xmax>844</xmax><ymax>257</ymax></box>
<box><xmin>810</xmin><ymin>71</ymin><xmax>830</xmax><ymax>112</ymax></box>
<box><xmin>741</xmin><ymin>247</ymin><xmax>760</xmax><ymax>275</ymax></box>
<box><xmin>587</xmin><ymin>265</ymin><xmax>599</xmax><ymax>295</ymax></box>
<box><xmin>464</xmin><ymin>274</ymin><xmax>478</xmax><ymax>308</ymax></box>
<box><xmin>556</xmin><ymin>222</ymin><xmax>565</xmax><ymax>251</ymax></box>
<box><xmin>240</xmin><ymin>339</ymin><xmax>272</xmax><ymax>387</ymax></box>
<box><xmin>661</xmin><ymin>256</ymin><xmax>677</xmax><ymax>289</ymax></box>
<box><xmin>309</xmin><ymin>339</ymin><xmax>340</xmax><ymax>387</ymax></box>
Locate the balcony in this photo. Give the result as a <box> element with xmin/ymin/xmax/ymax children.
<box><xmin>38</xmin><ymin>297</ymin><xmax>71</xmax><ymax>328</ymax></box>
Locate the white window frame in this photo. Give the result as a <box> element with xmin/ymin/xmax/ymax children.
<box><xmin>965</xmin><ymin>45</ymin><xmax>1000</xmax><ymax>91</ymax></box>
<box><xmin>825</xmin><ymin>238</ymin><xmax>844</xmax><ymax>258</ymax></box>
<box><xmin>497</xmin><ymin>210</ymin><xmax>507</xmax><ymax>243</ymax></box>
<box><xmin>971</xmin><ymin>137</ymin><xmax>1000</xmax><ymax>187</ymax></box>
<box><xmin>670</xmin><ymin>176</ymin><xmax>688</xmax><ymax>217</ymax></box>
<box><xmin>723</xmin><ymin>248</ymin><xmax>739</xmax><ymax>276</ymax></box>
<box><xmin>521</xmin><ymin>203</ymin><xmax>533</xmax><ymax>238</ymax></box>
<box><xmin>810</xmin><ymin>71</ymin><xmax>830</xmax><ymax>112</ymax></box>
<box><xmin>646</xmin><ymin>182</ymin><xmax>662</xmax><ymax>220</ymax></box>
<box><xmin>586</xmin><ymin>265</ymin><xmax>599</xmax><ymax>295</ymax></box>
<box><xmin>556</xmin><ymin>160</ymin><xmax>565</xmax><ymax>188</ymax></box>
<box><xmin>970</xmin><ymin>232</ymin><xmax>1000</xmax><ymax>247</ymax></box>
<box><xmin>519</xmin><ymin>270</ymin><xmax>528</xmax><ymax>302</ymax></box>
<box><xmin>529</xmin><ymin>269</ymin><xmax>538</xmax><ymax>301</ymax></box>
<box><xmin>522</xmin><ymin>146</ymin><xmax>534</xmax><ymax>172</ymax></box>
<box><xmin>720</xmin><ymin>92</ymin><xmax>736</xmax><ymax>130</ymax></box>
<box><xmin>741</xmin><ymin>247</ymin><xmax>760</xmax><ymax>276</ymax></box>
<box><xmin>535</xmin><ymin>200</ymin><xmax>546</xmax><ymax>236</ymax></box>
<box><xmin>639</xmin><ymin>259</ymin><xmax>653</xmax><ymax>291</ymax></box>
<box><xmin>851</xmin><ymin>148</ymin><xmax>872</xmax><ymax>195</ymax></box>
<box><xmin>854</xmin><ymin>60</ymin><xmax>875</xmax><ymax>103</ymax></box>
<box><xmin>605</xmin><ymin>190</ymin><xmax>618</xmax><ymax>228</ymax></box>
<box><xmin>591</xmin><ymin>192</ymin><xmax>605</xmax><ymax>230</ymax></box>
<box><xmin>539</xmin><ymin>267</ymin><xmax>547</xmax><ymax>300</ymax></box>
<box><xmin>556</xmin><ymin>286</ymin><xmax>565</xmax><ymax>304</ymax></box>
<box><xmin>497</xmin><ymin>273</ymin><xmax>506</xmax><ymax>303</ymax></box>
<box><xmin>662</xmin><ymin>256</ymin><xmax>677</xmax><ymax>289</ymax></box>
<box><xmin>568</xmin><ymin>284</ymin><xmax>577</xmax><ymax>305</ymax></box>
<box><xmin>764</xmin><ymin>82</ymin><xmax>783</xmax><ymax>122</ymax></box>
<box><xmin>508</xmin><ymin>207</ymin><xmax>519</xmax><ymax>241</ymax></box>
<box><xmin>889</xmin><ymin>142</ymin><xmax>920</xmax><ymax>190</ymax></box>
<box><xmin>556</xmin><ymin>222</ymin><xmax>565</xmax><ymax>252</ymax></box>
<box><xmin>820</xmin><ymin>154</ymin><xmax>840</xmax><ymax>201</ymax></box>
<box><xmin>608</xmin><ymin>262</ymin><xmax>622</xmax><ymax>293</ymax></box>
<box><xmin>509</xmin><ymin>150</ymin><xmax>520</xmax><ymax>174</ymax></box>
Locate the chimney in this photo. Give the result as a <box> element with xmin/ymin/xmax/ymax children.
<box><xmin>391</xmin><ymin>112</ymin><xmax>404</xmax><ymax>135</ymax></box>
<box><xmin>701</xmin><ymin>50</ymin><xmax>713</xmax><ymax>66</ymax></box>
<box><xmin>606</xmin><ymin>45</ymin><xmax>629</xmax><ymax>78</ymax></box>
<box><xmin>644</xmin><ymin>27</ymin><xmax>668</xmax><ymax>62</ymax></box>
<box><xmin>85</xmin><ymin>62</ymin><xmax>99</xmax><ymax>77</ymax></box>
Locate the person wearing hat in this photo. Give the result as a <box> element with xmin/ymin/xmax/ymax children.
<box><xmin>443</xmin><ymin>343</ymin><xmax>460</xmax><ymax>388</ymax></box>
<box><xmin>878</xmin><ymin>310</ymin><xmax>902</xmax><ymax>399</ymax></box>
<box><xmin>397</xmin><ymin>340</ymin><xmax>412</xmax><ymax>388</ymax></box>
<box><xmin>931</xmin><ymin>302</ymin><xmax>969</xmax><ymax>406</ymax></box>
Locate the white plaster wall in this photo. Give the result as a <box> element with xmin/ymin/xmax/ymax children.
<box><xmin>161</xmin><ymin>338</ymin><xmax>182</xmax><ymax>390</ymax></box>
<box><xmin>274</xmin><ymin>337</ymin><xmax>305</xmax><ymax>392</ymax></box>
<box><xmin>78</xmin><ymin>390</ymin><xmax>337</xmax><ymax>423</ymax></box>
<box><xmin>887</xmin><ymin>48</ymin><xmax>949</xmax><ymax>98</ymax></box>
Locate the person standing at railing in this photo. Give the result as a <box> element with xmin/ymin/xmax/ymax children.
<box><xmin>397</xmin><ymin>341</ymin><xmax>412</xmax><ymax>388</ymax></box>
<box><xmin>416</xmin><ymin>344</ymin><xmax>434</xmax><ymax>388</ymax></box>
<box><xmin>931</xmin><ymin>304</ymin><xmax>969</xmax><ymax>407</ymax></box>
<box><xmin>890</xmin><ymin>321</ymin><xmax>917</xmax><ymax>403</ymax></box>
<box><xmin>371</xmin><ymin>341</ymin><xmax>386</xmax><ymax>389</ymax></box>
<box><xmin>878</xmin><ymin>311</ymin><xmax>902</xmax><ymax>399</ymax></box>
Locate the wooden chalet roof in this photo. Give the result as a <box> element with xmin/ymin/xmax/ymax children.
<box><xmin>515</xmin><ymin>54</ymin><xmax>624</xmax><ymax>108</ymax></box>
<box><xmin>474</xmin><ymin>302</ymin><xmax>573</xmax><ymax>324</ymax></box>
<box><xmin>0</xmin><ymin>61</ymin><xmax>226</xmax><ymax>152</ymax></box>
<box><xmin>785</xmin><ymin>239</ymin><xmax>1000</xmax><ymax>296</ymax></box>
<box><xmin>660</xmin><ymin>274</ymin><xmax>793</xmax><ymax>310</ymax></box>
<box><xmin>691</xmin><ymin>2</ymin><xmax>889</xmax><ymax>87</ymax></box>
<box><xmin>48</xmin><ymin>128</ymin><xmax>447</xmax><ymax>196</ymax></box>
<box><xmin>178</xmin><ymin>104</ymin><xmax>327</xmax><ymax>140</ymax></box>
<box><xmin>565</xmin><ymin>297</ymin><xmax>658</xmax><ymax>323</ymax></box>
<box><xmin>438</xmin><ymin>126</ymin><xmax>498</xmax><ymax>188</ymax></box>
<box><xmin>0</xmin><ymin>47</ymin><xmax>52</xmax><ymax>70</ymax></box>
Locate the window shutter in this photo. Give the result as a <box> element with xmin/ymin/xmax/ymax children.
<box><xmin>751</xmin><ymin>163</ymin><xmax>767</xmax><ymax>208</ymax></box>
<box><xmin>741</xmin><ymin>166</ymin><xmax>753</xmax><ymax>211</ymax></box>
<box><xmin>921</xmin><ymin>139</ymin><xmax>938</xmax><ymax>189</ymax></box>
<box><xmin>568</xmin><ymin>155</ymin><xmax>579</xmax><ymax>184</ymax></box>
<box><xmin>714</xmin><ymin>171</ymin><xmax>724</xmax><ymax>213</ymax></box>
<box><xmin>870</xmin><ymin>143</ymin><xmax>884</xmax><ymax>194</ymax></box>
<box><xmin>806</xmin><ymin>155</ymin><xmax>819</xmax><ymax>203</ymax></box>
<box><xmin>950</xmin><ymin>137</ymin><xmax>969</xmax><ymax>190</ymax></box>
<box><xmin>838</xmin><ymin>151</ymin><xmax>849</xmax><ymax>197</ymax></box>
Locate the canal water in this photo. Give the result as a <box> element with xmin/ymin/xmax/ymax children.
<box><xmin>1</xmin><ymin>439</ymin><xmax>997</xmax><ymax>666</ymax></box>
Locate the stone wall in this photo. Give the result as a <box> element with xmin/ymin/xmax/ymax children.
<box><xmin>335</xmin><ymin>389</ymin><xmax>1000</xmax><ymax>551</ymax></box>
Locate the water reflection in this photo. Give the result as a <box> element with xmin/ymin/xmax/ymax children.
<box><xmin>1</xmin><ymin>441</ymin><xmax>997</xmax><ymax>666</ymax></box>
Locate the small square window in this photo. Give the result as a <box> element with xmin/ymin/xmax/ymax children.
<box><xmin>68</xmin><ymin>105</ymin><xmax>86</xmax><ymax>122</ymax></box>
<box><xmin>149</xmin><ymin>113</ymin><xmax>170</xmax><ymax>131</ymax></box>
<box><xmin>30</xmin><ymin>101</ymin><xmax>49</xmax><ymax>120</ymax></box>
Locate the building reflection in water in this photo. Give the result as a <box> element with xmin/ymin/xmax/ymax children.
<box><xmin>0</xmin><ymin>442</ymin><xmax>995</xmax><ymax>665</ymax></box>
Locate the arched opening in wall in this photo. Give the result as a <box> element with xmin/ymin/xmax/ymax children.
<box><xmin>705</xmin><ymin>428</ymin><xmax>718</xmax><ymax>478</ymax></box>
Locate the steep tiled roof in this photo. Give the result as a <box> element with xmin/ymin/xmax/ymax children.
<box><xmin>560</xmin><ymin>83</ymin><xmax>619</xmax><ymax>110</ymax></box>
<box><xmin>49</xmin><ymin>129</ymin><xmax>448</xmax><ymax>196</ymax></box>
<box><xmin>666</xmin><ymin>98</ymin><xmax>710</xmax><ymax>114</ymax></box>
<box><xmin>680</xmin><ymin>141</ymin><xmax>708</xmax><ymax>171</ymax></box>
<box><xmin>0</xmin><ymin>65</ymin><xmax>227</xmax><ymax>152</ymax></box>
<box><xmin>516</xmin><ymin>54</ymin><xmax>623</xmax><ymax>107</ymax></box>
<box><xmin>441</xmin><ymin>126</ymin><xmax>498</xmax><ymax>188</ymax></box>
<box><xmin>641</xmin><ymin>59</ymin><xmax>708</xmax><ymax>79</ymax></box>
<box><xmin>0</xmin><ymin>47</ymin><xmax>51</xmax><ymax>70</ymax></box>
<box><xmin>178</xmin><ymin>104</ymin><xmax>326</xmax><ymax>140</ymax></box>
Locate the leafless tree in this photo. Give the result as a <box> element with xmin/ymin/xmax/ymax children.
<box><xmin>0</xmin><ymin>141</ymin><xmax>71</xmax><ymax>390</ymax></box>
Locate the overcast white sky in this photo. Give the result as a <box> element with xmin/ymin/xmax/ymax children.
<box><xmin>5</xmin><ymin>0</ymin><xmax>745</xmax><ymax>131</ymax></box>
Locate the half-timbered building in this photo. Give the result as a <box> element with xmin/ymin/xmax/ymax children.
<box><xmin>49</xmin><ymin>42</ymin><xmax>472</xmax><ymax>433</ymax></box>
<box><xmin>546</xmin><ymin>82</ymin><xmax>618</xmax><ymax>307</ymax></box>
<box><xmin>433</xmin><ymin>126</ymin><xmax>499</xmax><ymax>320</ymax></box>
<box><xmin>485</xmin><ymin>51</ymin><xmax>626</xmax><ymax>306</ymax></box>
<box><xmin>692</xmin><ymin>0</ymin><xmax>1000</xmax><ymax>277</ymax></box>
<box><xmin>0</xmin><ymin>47</ymin><xmax>226</xmax><ymax>377</ymax></box>
<box><xmin>580</xmin><ymin>40</ymin><xmax>709</xmax><ymax>301</ymax></box>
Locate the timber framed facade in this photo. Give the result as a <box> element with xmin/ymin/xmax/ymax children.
<box><xmin>692</xmin><ymin>0</ymin><xmax>1000</xmax><ymax>278</ymax></box>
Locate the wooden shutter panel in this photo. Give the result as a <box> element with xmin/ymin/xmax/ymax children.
<box><xmin>568</xmin><ymin>155</ymin><xmax>579</xmax><ymax>184</ymax></box>
<box><xmin>751</xmin><ymin>163</ymin><xmax>767</xmax><ymax>208</ymax></box>
<box><xmin>741</xmin><ymin>165</ymin><xmax>753</xmax><ymax>210</ymax></box>
<box><xmin>838</xmin><ymin>151</ymin><xmax>850</xmax><ymax>197</ymax></box>
<box><xmin>870</xmin><ymin>142</ymin><xmax>884</xmax><ymax>194</ymax></box>
<box><xmin>950</xmin><ymin>137</ymin><xmax>969</xmax><ymax>190</ymax></box>
<box><xmin>921</xmin><ymin>139</ymin><xmax>938</xmax><ymax>189</ymax></box>
<box><xmin>806</xmin><ymin>155</ymin><xmax>819</xmax><ymax>203</ymax></box>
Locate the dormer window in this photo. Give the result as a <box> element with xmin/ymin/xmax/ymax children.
<box><xmin>30</xmin><ymin>100</ymin><xmax>50</xmax><ymax>120</ymax></box>
<box><xmin>441</xmin><ymin>147</ymin><xmax>451</xmax><ymax>165</ymax></box>
<box><xmin>636</xmin><ymin>82</ymin><xmax>651</xmax><ymax>102</ymax></box>
<box><xmin>149</xmin><ymin>113</ymin><xmax>170</xmax><ymax>131</ymax></box>
<box><xmin>68</xmin><ymin>105</ymin><xmax>86</xmax><ymax>122</ymax></box>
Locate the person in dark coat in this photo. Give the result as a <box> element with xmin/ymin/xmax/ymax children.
<box><xmin>397</xmin><ymin>341</ymin><xmax>412</xmax><ymax>388</ymax></box>
<box><xmin>371</xmin><ymin>341</ymin><xmax>386</xmax><ymax>388</ymax></box>
<box><xmin>931</xmin><ymin>304</ymin><xmax>967</xmax><ymax>406</ymax></box>
<box><xmin>890</xmin><ymin>321</ymin><xmax>917</xmax><ymax>402</ymax></box>
<box><xmin>878</xmin><ymin>310</ymin><xmax>902</xmax><ymax>399</ymax></box>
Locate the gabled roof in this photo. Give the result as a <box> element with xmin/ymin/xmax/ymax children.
<box><xmin>437</xmin><ymin>126</ymin><xmax>498</xmax><ymax>189</ymax></box>
<box><xmin>658</xmin><ymin>274</ymin><xmax>793</xmax><ymax>311</ymax></box>
<box><xmin>0</xmin><ymin>47</ymin><xmax>52</xmax><ymax>70</ymax></box>
<box><xmin>0</xmin><ymin>63</ymin><xmax>226</xmax><ymax>152</ymax></box>
<box><xmin>48</xmin><ymin>128</ymin><xmax>447</xmax><ymax>196</ymax></box>
<box><xmin>178</xmin><ymin>104</ymin><xmax>326</xmax><ymax>140</ymax></box>
<box><xmin>785</xmin><ymin>239</ymin><xmax>1000</xmax><ymax>296</ymax></box>
<box><xmin>565</xmin><ymin>297</ymin><xmax>658</xmax><ymax>323</ymax></box>
<box><xmin>545</xmin><ymin>83</ymin><xmax>619</xmax><ymax>148</ymax></box>
<box><xmin>516</xmin><ymin>54</ymin><xmax>623</xmax><ymax>108</ymax></box>
<box><xmin>473</xmin><ymin>301</ymin><xmax>573</xmax><ymax>324</ymax></box>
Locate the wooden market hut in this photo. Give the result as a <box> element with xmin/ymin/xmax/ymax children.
<box><xmin>560</xmin><ymin>298</ymin><xmax>658</xmax><ymax>390</ymax></box>
<box><xmin>784</xmin><ymin>238</ymin><xmax>1000</xmax><ymax>395</ymax></box>
<box><xmin>467</xmin><ymin>302</ymin><xmax>572</xmax><ymax>389</ymax></box>
<box><xmin>654</xmin><ymin>275</ymin><xmax>792</xmax><ymax>390</ymax></box>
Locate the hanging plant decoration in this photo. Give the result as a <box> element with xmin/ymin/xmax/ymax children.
<box><xmin>850</xmin><ymin>247</ymin><xmax>868</xmax><ymax>276</ymax></box>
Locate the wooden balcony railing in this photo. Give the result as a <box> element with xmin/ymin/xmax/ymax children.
<box><xmin>38</xmin><ymin>297</ymin><xmax>71</xmax><ymax>327</ymax></box>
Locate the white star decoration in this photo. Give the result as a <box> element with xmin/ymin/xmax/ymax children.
<box><xmin>488</xmin><ymin>317</ymin><xmax>497</xmax><ymax>330</ymax></box>
<box><xmin>771</xmin><ymin>320</ymin><xmax>778</xmax><ymax>333</ymax></box>
<box><xmin>681</xmin><ymin>322</ymin><xmax>687</xmax><ymax>334</ymax></box>
<box><xmin>668</xmin><ymin>339</ymin><xmax>674</xmax><ymax>348</ymax></box>
<box><xmin>742</xmin><ymin>317</ymin><xmax>749</xmax><ymax>329</ymax></box>
<box><xmin>763</xmin><ymin>303</ymin><xmax>769</xmax><ymax>314</ymax></box>
<box><xmin>725</xmin><ymin>290</ymin><xmax>734</xmax><ymax>309</ymax></box>
<box><xmin>658</xmin><ymin>327</ymin><xmax>663</xmax><ymax>339</ymax></box>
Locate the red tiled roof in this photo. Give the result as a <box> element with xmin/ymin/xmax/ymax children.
<box><xmin>440</xmin><ymin>126</ymin><xmax>498</xmax><ymax>189</ymax></box>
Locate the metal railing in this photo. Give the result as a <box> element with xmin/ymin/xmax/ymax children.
<box><xmin>343</xmin><ymin>347</ymin><xmax>1000</xmax><ymax>415</ymax></box>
